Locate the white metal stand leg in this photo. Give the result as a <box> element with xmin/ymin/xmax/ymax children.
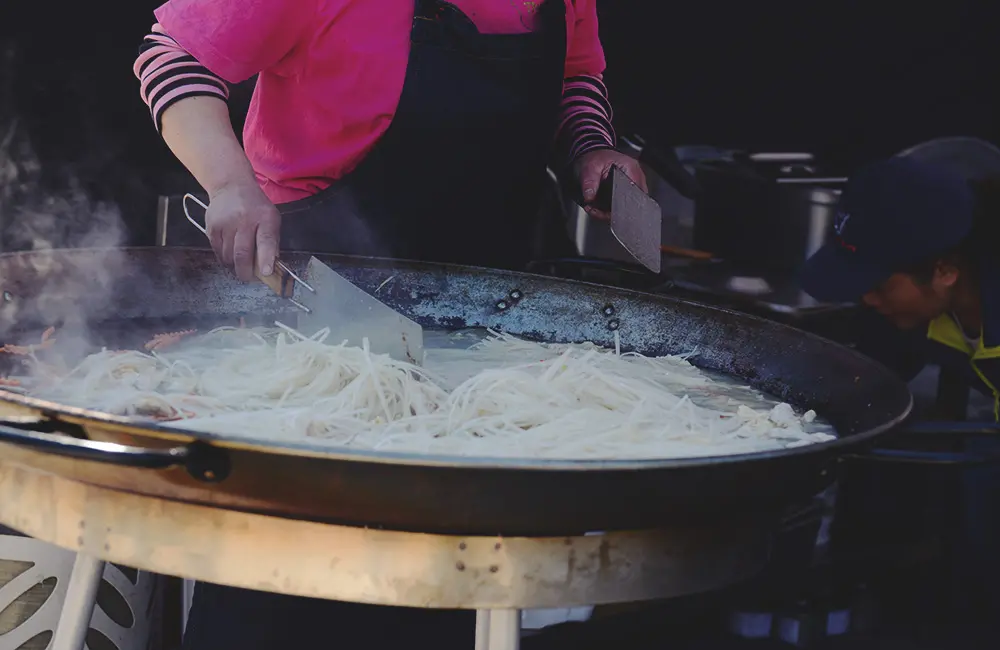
<box><xmin>474</xmin><ymin>609</ymin><xmax>520</xmax><ymax>650</ymax></box>
<box><xmin>50</xmin><ymin>553</ymin><xmax>106</xmax><ymax>650</ymax></box>
<box><xmin>475</xmin><ymin>610</ymin><xmax>491</xmax><ymax>650</ymax></box>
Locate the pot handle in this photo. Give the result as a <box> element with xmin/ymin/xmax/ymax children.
<box><xmin>0</xmin><ymin>418</ymin><xmax>230</xmax><ymax>482</ymax></box>
<box><xmin>525</xmin><ymin>257</ymin><xmax>672</xmax><ymax>292</ymax></box>
<box><xmin>843</xmin><ymin>422</ymin><xmax>1000</xmax><ymax>466</ymax></box>
<box><xmin>526</xmin><ymin>257</ymin><xmax>666</xmax><ymax>278</ymax></box>
<box><xmin>635</xmin><ymin>139</ymin><xmax>702</xmax><ymax>199</ymax></box>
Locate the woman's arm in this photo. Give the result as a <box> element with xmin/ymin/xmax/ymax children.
<box><xmin>135</xmin><ymin>25</ymin><xmax>230</xmax><ymax>132</ymax></box>
<box><xmin>160</xmin><ymin>95</ymin><xmax>280</xmax><ymax>281</ymax></box>
<box><xmin>557</xmin><ymin>75</ymin><xmax>616</xmax><ymax>162</ymax></box>
<box><xmin>132</xmin><ymin>0</ymin><xmax>315</xmax><ymax>279</ymax></box>
<box><xmin>136</xmin><ymin>0</ymin><xmax>316</xmax><ymax>187</ymax></box>
<box><xmin>159</xmin><ymin>97</ymin><xmax>258</xmax><ymax>201</ymax></box>
<box><xmin>134</xmin><ymin>26</ymin><xmax>253</xmax><ymax>195</ymax></box>
<box><xmin>559</xmin><ymin>0</ymin><xmax>645</xmax><ymax>202</ymax></box>
<box><xmin>556</xmin><ymin>0</ymin><xmax>616</xmax><ymax>163</ymax></box>
<box><xmin>133</xmin><ymin>26</ymin><xmax>276</xmax><ymax>279</ymax></box>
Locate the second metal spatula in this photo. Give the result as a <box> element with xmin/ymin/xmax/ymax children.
<box><xmin>296</xmin><ymin>257</ymin><xmax>425</xmax><ymax>365</ymax></box>
<box><xmin>602</xmin><ymin>165</ymin><xmax>663</xmax><ymax>274</ymax></box>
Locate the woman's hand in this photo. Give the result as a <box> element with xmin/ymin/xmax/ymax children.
<box><xmin>206</xmin><ymin>181</ymin><xmax>282</xmax><ymax>282</ymax></box>
<box><xmin>159</xmin><ymin>96</ymin><xmax>278</xmax><ymax>281</ymax></box>
<box><xmin>573</xmin><ymin>149</ymin><xmax>648</xmax><ymax>220</ymax></box>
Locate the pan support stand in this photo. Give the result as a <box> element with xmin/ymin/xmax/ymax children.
<box><xmin>50</xmin><ymin>553</ymin><xmax>106</xmax><ymax>650</ymax></box>
<box><xmin>476</xmin><ymin>609</ymin><xmax>521</xmax><ymax>650</ymax></box>
<box><xmin>0</xmin><ymin>460</ymin><xmax>771</xmax><ymax>650</ymax></box>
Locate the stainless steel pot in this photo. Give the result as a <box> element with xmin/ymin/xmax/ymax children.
<box><xmin>558</xmin><ymin>136</ymin><xmax>701</xmax><ymax>264</ymax></box>
<box><xmin>691</xmin><ymin>153</ymin><xmax>846</xmax><ymax>273</ymax></box>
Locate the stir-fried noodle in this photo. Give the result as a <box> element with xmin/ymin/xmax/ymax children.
<box><xmin>2</xmin><ymin>324</ymin><xmax>835</xmax><ymax>459</ymax></box>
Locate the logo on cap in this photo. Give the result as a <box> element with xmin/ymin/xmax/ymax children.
<box><xmin>833</xmin><ymin>211</ymin><xmax>856</xmax><ymax>252</ymax></box>
<box><xmin>834</xmin><ymin>211</ymin><xmax>849</xmax><ymax>235</ymax></box>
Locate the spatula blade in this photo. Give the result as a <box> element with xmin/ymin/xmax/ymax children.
<box><xmin>608</xmin><ymin>165</ymin><xmax>663</xmax><ymax>274</ymax></box>
<box><xmin>296</xmin><ymin>257</ymin><xmax>424</xmax><ymax>365</ymax></box>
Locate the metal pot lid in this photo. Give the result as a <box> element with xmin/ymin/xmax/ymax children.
<box><xmin>895</xmin><ymin>136</ymin><xmax>1000</xmax><ymax>180</ymax></box>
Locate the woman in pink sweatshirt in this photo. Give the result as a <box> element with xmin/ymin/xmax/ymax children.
<box><xmin>135</xmin><ymin>1</ymin><xmax>641</xmax><ymax>646</ymax></box>
<box><xmin>136</xmin><ymin>0</ymin><xmax>644</xmax><ymax>279</ymax></box>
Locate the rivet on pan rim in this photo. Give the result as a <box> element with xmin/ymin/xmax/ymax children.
<box><xmin>508</xmin><ymin>289</ymin><xmax>522</xmax><ymax>301</ymax></box>
<box><xmin>602</xmin><ymin>304</ymin><xmax>615</xmax><ymax>316</ymax></box>
<box><xmin>184</xmin><ymin>442</ymin><xmax>232</xmax><ymax>483</ymax></box>
<box><xmin>607</xmin><ymin>319</ymin><xmax>620</xmax><ymax>331</ymax></box>
<box><xmin>495</xmin><ymin>300</ymin><xmax>509</xmax><ymax>311</ymax></box>
<box><xmin>2</xmin><ymin>291</ymin><xmax>12</xmax><ymax>303</ymax></box>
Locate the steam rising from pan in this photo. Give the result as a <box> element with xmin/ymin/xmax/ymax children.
<box><xmin>0</xmin><ymin>112</ymin><xmax>134</xmax><ymax>344</ymax></box>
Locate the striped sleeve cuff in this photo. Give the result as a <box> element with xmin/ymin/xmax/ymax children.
<box><xmin>133</xmin><ymin>24</ymin><xmax>230</xmax><ymax>133</ymax></box>
<box><xmin>556</xmin><ymin>75</ymin><xmax>616</xmax><ymax>163</ymax></box>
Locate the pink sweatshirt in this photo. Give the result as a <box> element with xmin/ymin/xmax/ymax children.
<box><xmin>136</xmin><ymin>0</ymin><xmax>615</xmax><ymax>205</ymax></box>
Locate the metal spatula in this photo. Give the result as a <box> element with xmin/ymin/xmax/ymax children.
<box><xmin>183</xmin><ymin>195</ymin><xmax>424</xmax><ymax>365</ymax></box>
<box><xmin>183</xmin><ymin>194</ymin><xmax>312</xmax><ymax>308</ymax></box>
<box><xmin>602</xmin><ymin>165</ymin><xmax>663</xmax><ymax>274</ymax></box>
<box><xmin>296</xmin><ymin>257</ymin><xmax>424</xmax><ymax>365</ymax></box>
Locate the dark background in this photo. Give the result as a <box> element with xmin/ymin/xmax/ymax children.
<box><xmin>0</xmin><ymin>1</ymin><xmax>996</xmax><ymax>248</ymax></box>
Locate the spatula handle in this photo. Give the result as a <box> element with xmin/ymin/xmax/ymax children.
<box><xmin>659</xmin><ymin>244</ymin><xmax>714</xmax><ymax>260</ymax></box>
<box><xmin>255</xmin><ymin>259</ymin><xmax>295</xmax><ymax>298</ymax></box>
<box><xmin>183</xmin><ymin>193</ymin><xmax>300</xmax><ymax>299</ymax></box>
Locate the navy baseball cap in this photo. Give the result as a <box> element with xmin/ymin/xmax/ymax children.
<box><xmin>801</xmin><ymin>156</ymin><xmax>975</xmax><ymax>303</ymax></box>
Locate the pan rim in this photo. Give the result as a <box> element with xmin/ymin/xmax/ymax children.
<box><xmin>0</xmin><ymin>247</ymin><xmax>913</xmax><ymax>471</ymax></box>
<box><xmin>0</xmin><ymin>388</ymin><xmax>912</xmax><ymax>471</ymax></box>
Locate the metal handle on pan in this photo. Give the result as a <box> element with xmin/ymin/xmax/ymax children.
<box><xmin>843</xmin><ymin>422</ymin><xmax>1000</xmax><ymax>466</ymax></box>
<box><xmin>0</xmin><ymin>419</ymin><xmax>230</xmax><ymax>482</ymax></box>
<box><xmin>628</xmin><ymin>135</ymin><xmax>702</xmax><ymax>199</ymax></box>
<box><xmin>526</xmin><ymin>257</ymin><xmax>671</xmax><ymax>291</ymax></box>
<box><xmin>527</xmin><ymin>257</ymin><xmax>665</xmax><ymax>277</ymax></box>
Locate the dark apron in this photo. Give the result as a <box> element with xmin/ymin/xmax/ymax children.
<box><xmin>183</xmin><ymin>2</ymin><xmax>567</xmax><ymax>649</ymax></box>
<box><xmin>277</xmin><ymin>0</ymin><xmax>567</xmax><ymax>271</ymax></box>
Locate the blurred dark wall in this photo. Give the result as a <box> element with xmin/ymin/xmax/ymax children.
<box><xmin>598</xmin><ymin>0</ymin><xmax>998</xmax><ymax>171</ymax></box>
<box><xmin>1</xmin><ymin>3</ymin><xmax>172</xmax><ymax>248</ymax></box>
<box><xmin>0</xmin><ymin>2</ymin><xmax>250</xmax><ymax>249</ymax></box>
<box><xmin>1</xmin><ymin>1</ymin><xmax>997</xmax><ymax>247</ymax></box>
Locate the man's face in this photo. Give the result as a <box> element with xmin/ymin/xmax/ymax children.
<box><xmin>861</xmin><ymin>264</ymin><xmax>959</xmax><ymax>330</ymax></box>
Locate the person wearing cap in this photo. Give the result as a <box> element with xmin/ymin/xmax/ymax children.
<box><xmin>801</xmin><ymin>156</ymin><xmax>1000</xmax><ymax>419</ymax></box>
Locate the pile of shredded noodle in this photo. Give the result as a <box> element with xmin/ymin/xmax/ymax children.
<box><xmin>5</xmin><ymin>324</ymin><xmax>836</xmax><ymax>459</ymax></box>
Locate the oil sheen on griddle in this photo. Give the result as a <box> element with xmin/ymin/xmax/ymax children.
<box><xmin>423</xmin><ymin>328</ymin><xmax>834</xmax><ymax>437</ymax></box>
